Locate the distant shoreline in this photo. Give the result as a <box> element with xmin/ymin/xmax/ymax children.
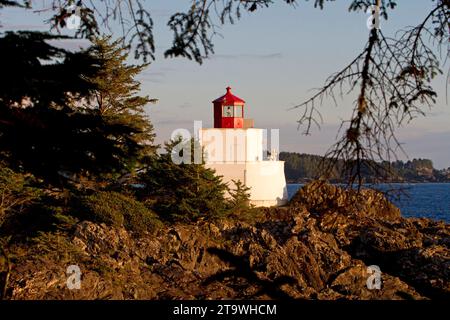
<box><xmin>281</xmin><ymin>152</ymin><xmax>450</xmax><ymax>185</ymax></box>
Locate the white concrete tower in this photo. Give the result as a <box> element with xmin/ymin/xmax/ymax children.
<box><xmin>199</xmin><ymin>87</ymin><xmax>288</xmax><ymax>207</ymax></box>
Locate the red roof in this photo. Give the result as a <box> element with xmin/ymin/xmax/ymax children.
<box><xmin>212</xmin><ymin>87</ymin><xmax>245</xmax><ymax>104</ymax></box>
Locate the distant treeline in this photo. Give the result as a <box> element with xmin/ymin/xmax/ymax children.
<box><xmin>280</xmin><ymin>152</ymin><xmax>450</xmax><ymax>183</ymax></box>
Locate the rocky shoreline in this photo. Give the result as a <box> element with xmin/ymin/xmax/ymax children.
<box><xmin>5</xmin><ymin>182</ymin><xmax>450</xmax><ymax>300</ymax></box>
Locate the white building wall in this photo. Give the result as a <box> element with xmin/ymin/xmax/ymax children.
<box><xmin>245</xmin><ymin>161</ymin><xmax>288</xmax><ymax>207</ymax></box>
<box><xmin>205</xmin><ymin>161</ymin><xmax>288</xmax><ymax>207</ymax></box>
<box><xmin>199</xmin><ymin>128</ymin><xmax>264</xmax><ymax>163</ymax></box>
<box><xmin>206</xmin><ymin>163</ymin><xmax>246</xmax><ymax>183</ymax></box>
<box><xmin>199</xmin><ymin>128</ymin><xmax>288</xmax><ymax>207</ymax></box>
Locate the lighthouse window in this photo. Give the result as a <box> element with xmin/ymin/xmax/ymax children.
<box><xmin>234</xmin><ymin>105</ymin><xmax>243</xmax><ymax>118</ymax></box>
<box><xmin>223</xmin><ymin>105</ymin><xmax>234</xmax><ymax>117</ymax></box>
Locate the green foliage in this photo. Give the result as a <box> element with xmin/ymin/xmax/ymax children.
<box><xmin>227</xmin><ymin>180</ymin><xmax>252</xmax><ymax>214</ymax></box>
<box><xmin>225</xmin><ymin>180</ymin><xmax>265</xmax><ymax>224</ymax></box>
<box><xmin>139</xmin><ymin>140</ymin><xmax>229</xmax><ymax>223</ymax></box>
<box><xmin>0</xmin><ymin>33</ymin><xmax>156</xmax><ymax>187</ymax></box>
<box><xmin>32</xmin><ymin>231</ymin><xmax>84</xmax><ymax>262</ymax></box>
<box><xmin>0</xmin><ymin>236</ymin><xmax>11</xmax><ymax>300</ymax></box>
<box><xmin>0</xmin><ymin>166</ymin><xmax>41</xmax><ymax>226</ymax></box>
<box><xmin>80</xmin><ymin>191</ymin><xmax>162</xmax><ymax>235</ymax></box>
<box><xmin>85</xmin><ymin>36</ymin><xmax>157</xmax><ymax>175</ymax></box>
<box><xmin>0</xmin><ymin>32</ymin><xmax>110</xmax><ymax>184</ymax></box>
<box><xmin>52</xmin><ymin>210</ymin><xmax>79</xmax><ymax>232</ymax></box>
<box><xmin>0</xmin><ymin>193</ymin><xmax>81</xmax><ymax>241</ymax></box>
<box><xmin>80</xmin><ymin>192</ymin><xmax>125</xmax><ymax>227</ymax></box>
<box><xmin>280</xmin><ymin>152</ymin><xmax>330</xmax><ymax>181</ymax></box>
<box><xmin>139</xmin><ymin>139</ymin><xmax>263</xmax><ymax>223</ymax></box>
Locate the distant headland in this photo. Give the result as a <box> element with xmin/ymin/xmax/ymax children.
<box><xmin>280</xmin><ymin>152</ymin><xmax>450</xmax><ymax>184</ymax></box>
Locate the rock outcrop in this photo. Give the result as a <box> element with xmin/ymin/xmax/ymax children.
<box><xmin>5</xmin><ymin>181</ymin><xmax>450</xmax><ymax>300</ymax></box>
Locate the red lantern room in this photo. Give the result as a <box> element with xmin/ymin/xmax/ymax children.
<box><xmin>213</xmin><ymin>87</ymin><xmax>253</xmax><ymax>129</ymax></box>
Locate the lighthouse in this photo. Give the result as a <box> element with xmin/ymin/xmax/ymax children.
<box><xmin>199</xmin><ymin>87</ymin><xmax>288</xmax><ymax>207</ymax></box>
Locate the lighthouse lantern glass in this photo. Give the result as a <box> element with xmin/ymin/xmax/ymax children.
<box><xmin>234</xmin><ymin>105</ymin><xmax>243</xmax><ymax>118</ymax></box>
<box><xmin>223</xmin><ymin>105</ymin><xmax>233</xmax><ymax>117</ymax></box>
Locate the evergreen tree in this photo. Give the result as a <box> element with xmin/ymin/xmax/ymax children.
<box><xmin>0</xmin><ymin>32</ymin><xmax>156</xmax><ymax>187</ymax></box>
<box><xmin>138</xmin><ymin>139</ymin><xmax>228</xmax><ymax>222</ymax></box>
<box><xmin>227</xmin><ymin>180</ymin><xmax>252</xmax><ymax>215</ymax></box>
<box><xmin>0</xmin><ymin>31</ymin><xmax>102</xmax><ymax>185</ymax></box>
<box><xmin>84</xmin><ymin>36</ymin><xmax>158</xmax><ymax>177</ymax></box>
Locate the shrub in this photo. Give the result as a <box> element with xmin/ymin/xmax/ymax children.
<box><xmin>32</xmin><ymin>231</ymin><xmax>84</xmax><ymax>262</ymax></box>
<box><xmin>224</xmin><ymin>180</ymin><xmax>265</xmax><ymax>224</ymax></box>
<box><xmin>0</xmin><ymin>166</ymin><xmax>41</xmax><ymax>226</ymax></box>
<box><xmin>123</xmin><ymin>202</ymin><xmax>163</xmax><ymax>235</ymax></box>
<box><xmin>138</xmin><ymin>140</ymin><xmax>229</xmax><ymax>223</ymax></box>
<box><xmin>227</xmin><ymin>180</ymin><xmax>252</xmax><ymax>214</ymax></box>
<box><xmin>80</xmin><ymin>191</ymin><xmax>162</xmax><ymax>234</ymax></box>
<box><xmin>80</xmin><ymin>192</ymin><xmax>125</xmax><ymax>227</ymax></box>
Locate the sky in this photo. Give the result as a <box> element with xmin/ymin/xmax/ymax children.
<box><xmin>1</xmin><ymin>0</ymin><xmax>449</xmax><ymax>168</ymax></box>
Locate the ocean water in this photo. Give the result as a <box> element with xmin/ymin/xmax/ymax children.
<box><xmin>287</xmin><ymin>183</ymin><xmax>450</xmax><ymax>223</ymax></box>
